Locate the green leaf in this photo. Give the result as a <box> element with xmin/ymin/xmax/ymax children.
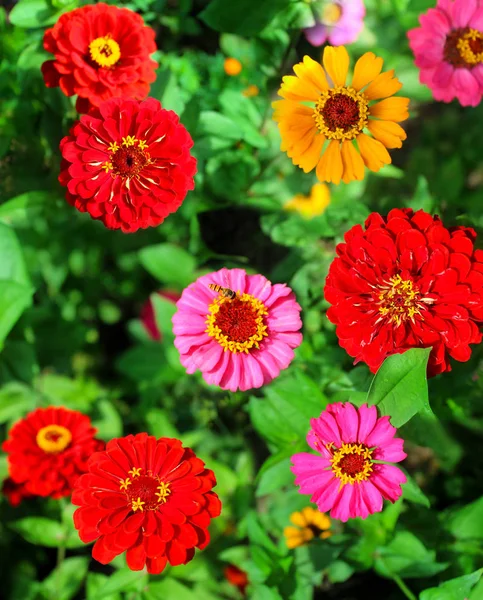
<box><xmin>0</xmin><ymin>382</ymin><xmax>37</xmax><ymax>424</ymax></box>
<box><xmin>375</xmin><ymin>531</ymin><xmax>448</xmax><ymax>579</ymax></box>
<box><xmin>139</xmin><ymin>243</ymin><xmax>195</xmax><ymax>287</ymax></box>
<box><xmin>11</xmin><ymin>517</ymin><xmax>67</xmax><ymax>548</ymax></box>
<box><xmin>200</xmin><ymin>0</ymin><xmax>289</xmax><ymax>36</ymax></box>
<box><xmin>143</xmin><ymin>578</ymin><xmax>198</xmax><ymax>600</ymax></box>
<box><xmin>151</xmin><ymin>293</ymin><xmax>177</xmax><ymax>339</ymax></box>
<box><xmin>86</xmin><ymin>573</ymin><xmax>121</xmax><ymax>600</ymax></box>
<box><xmin>0</xmin><ymin>191</ymin><xmax>51</xmax><ymax>227</ymax></box>
<box><xmin>366</xmin><ymin>348</ymin><xmax>431</xmax><ymax>427</ymax></box>
<box><xmin>40</xmin><ymin>557</ymin><xmax>89</xmax><ymax>600</ymax></box>
<box><xmin>401</xmin><ymin>473</ymin><xmax>431</xmax><ymax>508</ymax></box>
<box><xmin>256</xmin><ymin>455</ymin><xmax>292</xmax><ymax>497</ymax></box>
<box><xmin>92</xmin><ymin>399</ymin><xmax>123</xmax><ymax>440</ymax></box>
<box><xmin>447</xmin><ymin>497</ymin><xmax>483</xmax><ymax>541</ymax></box>
<box><xmin>9</xmin><ymin>0</ymin><xmax>77</xmax><ymax>28</ymax></box>
<box><xmin>95</xmin><ymin>569</ymin><xmax>148</xmax><ymax>596</ymax></box>
<box><xmin>327</xmin><ymin>561</ymin><xmax>354</xmax><ymax>584</ymax></box>
<box><xmin>420</xmin><ymin>569</ymin><xmax>483</xmax><ymax>600</ymax></box>
<box><xmin>198</xmin><ymin>111</ymin><xmax>243</xmax><ymax>141</ymax></box>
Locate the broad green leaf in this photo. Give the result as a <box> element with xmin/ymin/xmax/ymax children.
<box><xmin>0</xmin><ymin>191</ymin><xmax>51</xmax><ymax>226</ymax></box>
<box><xmin>420</xmin><ymin>569</ymin><xmax>483</xmax><ymax>600</ymax></box>
<box><xmin>145</xmin><ymin>408</ymin><xmax>179</xmax><ymax>438</ymax></box>
<box><xmin>10</xmin><ymin>517</ymin><xmax>83</xmax><ymax>548</ymax></box>
<box><xmin>0</xmin><ymin>281</ymin><xmax>33</xmax><ymax>350</ymax></box>
<box><xmin>250</xmin><ymin>585</ymin><xmax>284</xmax><ymax>600</ymax></box>
<box><xmin>86</xmin><ymin>573</ymin><xmax>121</xmax><ymax>600</ymax></box>
<box><xmin>92</xmin><ymin>399</ymin><xmax>123</xmax><ymax>440</ymax></box>
<box><xmin>401</xmin><ymin>473</ymin><xmax>431</xmax><ymax>508</ymax></box>
<box><xmin>256</xmin><ymin>456</ymin><xmax>292</xmax><ymax>497</ymax></box>
<box><xmin>375</xmin><ymin>531</ymin><xmax>448</xmax><ymax>579</ymax></box>
<box><xmin>200</xmin><ymin>0</ymin><xmax>289</xmax><ymax>36</ymax></box>
<box><xmin>198</xmin><ymin>111</ymin><xmax>243</xmax><ymax>141</ymax></box>
<box><xmin>143</xmin><ymin>578</ymin><xmax>198</xmax><ymax>599</ymax></box>
<box><xmin>447</xmin><ymin>497</ymin><xmax>483</xmax><ymax>541</ymax></box>
<box><xmin>0</xmin><ymin>382</ymin><xmax>38</xmax><ymax>424</ymax></box>
<box><xmin>367</xmin><ymin>348</ymin><xmax>431</xmax><ymax>427</ymax></box>
<box><xmin>40</xmin><ymin>557</ymin><xmax>88</xmax><ymax>600</ymax></box>
<box><xmin>95</xmin><ymin>569</ymin><xmax>148</xmax><ymax>596</ymax></box>
<box><xmin>139</xmin><ymin>243</ymin><xmax>195</xmax><ymax>287</ymax></box>
<box><xmin>327</xmin><ymin>561</ymin><xmax>354</xmax><ymax>584</ymax></box>
<box><xmin>151</xmin><ymin>293</ymin><xmax>177</xmax><ymax>338</ymax></box>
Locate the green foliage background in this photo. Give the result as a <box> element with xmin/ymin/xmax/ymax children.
<box><xmin>1</xmin><ymin>0</ymin><xmax>483</xmax><ymax>598</ymax></box>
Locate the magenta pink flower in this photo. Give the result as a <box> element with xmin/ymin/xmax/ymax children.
<box><xmin>141</xmin><ymin>290</ymin><xmax>181</xmax><ymax>341</ymax></box>
<box><xmin>304</xmin><ymin>0</ymin><xmax>365</xmax><ymax>47</ymax></box>
<box><xmin>172</xmin><ymin>268</ymin><xmax>303</xmax><ymax>392</ymax></box>
<box><xmin>291</xmin><ymin>403</ymin><xmax>407</xmax><ymax>522</ymax></box>
<box><xmin>408</xmin><ymin>0</ymin><xmax>483</xmax><ymax>107</ymax></box>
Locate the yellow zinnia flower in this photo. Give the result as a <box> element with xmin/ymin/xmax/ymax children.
<box><xmin>284</xmin><ymin>183</ymin><xmax>330</xmax><ymax>219</ymax></box>
<box><xmin>284</xmin><ymin>506</ymin><xmax>332</xmax><ymax>549</ymax></box>
<box><xmin>272</xmin><ymin>46</ymin><xmax>409</xmax><ymax>185</ymax></box>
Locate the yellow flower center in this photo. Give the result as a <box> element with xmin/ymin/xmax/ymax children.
<box><xmin>378</xmin><ymin>274</ymin><xmax>425</xmax><ymax>326</ymax></box>
<box><xmin>205</xmin><ymin>293</ymin><xmax>268</xmax><ymax>354</ymax></box>
<box><xmin>457</xmin><ymin>29</ymin><xmax>483</xmax><ymax>65</ymax></box>
<box><xmin>119</xmin><ymin>467</ymin><xmax>171</xmax><ymax>512</ymax></box>
<box><xmin>89</xmin><ymin>35</ymin><xmax>121</xmax><ymax>68</ymax></box>
<box><xmin>330</xmin><ymin>443</ymin><xmax>374</xmax><ymax>485</ymax></box>
<box><xmin>313</xmin><ymin>86</ymin><xmax>368</xmax><ymax>141</ymax></box>
<box><xmin>36</xmin><ymin>425</ymin><xmax>72</xmax><ymax>454</ymax></box>
<box><xmin>321</xmin><ymin>3</ymin><xmax>342</xmax><ymax>26</ymax></box>
<box><xmin>102</xmin><ymin>136</ymin><xmax>151</xmax><ymax>179</ymax></box>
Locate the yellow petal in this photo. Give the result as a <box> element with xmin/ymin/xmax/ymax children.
<box><xmin>272</xmin><ymin>100</ymin><xmax>314</xmax><ymax>119</ymax></box>
<box><xmin>320</xmin><ymin>531</ymin><xmax>332</xmax><ymax>540</ymax></box>
<box><xmin>357</xmin><ymin>133</ymin><xmax>391</xmax><ymax>172</ymax></box>
<box><xmin>323</xmin><ymin>46</ymin><xmax>350</xmax><ymax>88</ymax></box>
<box><xmin>351</xmin><ymin>52</ymin><xmax>384</xmax><ymax>91</ymax></box>
<box><xmin>293</xmin><ymin>133</ymin><xmax>325</xmax><ymax>173</ymax></box>
<box><xmin>279</xmin><ymin>75</ymin><xmax>320</xmax><ymax>102</ymax></box>
<box><xmin>312</xmin><ymin>511</ymin><xmax>332</xmax><ymax>531</ymax></box>
<box><xmin>293</xmin><ymin>55</ymin><xmax>329</xmax><ymax>93</ymax></box>
<box><xmin>287</xmin><ymin>127</ymin><xmax>317</xmax><ymax>159</ymax></box>
<box><xmin>367</xmin><ymin>120</ymin><xmax>407</xmax><ymax>149</ymax></box>
<box><xmin>369</xmin><ymin>97</ymin><xmax>410</xmax><ymax>122</ymax></box>
<box><xmin>311</xmin><ymin>183</ymin><xmax>331</xmax><ymax>212</ymax></box>
<box><xmin>341</xmin><ymin>140</ymin><xmax>365</xmax><ymax>184</ymax></box>
<box><xmin>316</xmin><ymin>140</ymin><xmax>343</xmax><ymax>184</ymax></box>
<box><xmin>364</xmin><ymin>70</ymin><xmax>403</xmax><ymax>101</ymax></box>
<box><xmin>289</xmin><ymin>512</ymin><xmax>307</xmax><ymax>527</ymax></box>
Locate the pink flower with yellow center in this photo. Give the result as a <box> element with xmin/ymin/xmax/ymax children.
<box><xmin>292</xmin><ymin>402</ymin><xmax>407</xmax><ymax>522</ymax></box>
<box><xmin>172</xmin><ymin>268</ymin><xmax>303</xmax><ymax>392</ymax></box>
<box><xmin>305</xmin><ymin>0</ymin><xmax>365</xmax><ymax>47</ymax></box>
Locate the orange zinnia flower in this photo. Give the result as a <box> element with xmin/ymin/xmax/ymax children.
<box><xmin>273</xmin><ymin>46</ymin><xmax>409</xmax><ymax>184</ymax></box>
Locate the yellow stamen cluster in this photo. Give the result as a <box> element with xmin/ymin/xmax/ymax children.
<box><xmin>118</xmin><ymin>467</ymin><xmax>171</xmax><ymax>512</ymax></box>
<box><xmin>36</xmin><ymin>425</ymin><xmax>72</xmax><ymax>454</ymax></box>
<box><xmin>155</xmin><ymin>481</ymin><xmax>171</xmax><ymax>503</ymax></box>
<box><xmin>331</xmin><ymin>443</ymin><xmax>374</xmax><ymax>485</ymax></box>
<box><xmin>132</xmin><ymin>497</ymin><xmax>145</xmax><ymax>512</ymax></box>
<box><xmin>313</xmin><ymin>86</ymin><xmax>369</xmax><ymax>141</ymax></box>
<box><xmin>89</xmin><ymin>35</ymin><xmax>121</xmax><ymax>68</ymax></box>
<box><xmin>128</xmin><ymin>467</ymin><xmax>142</xmax><ymax>477</ymax></box>
<box><xmin>205</xmin><ymin>293</ymin><xmax>268</xmax><ymax>354</ymax></box>
<box><xmin>101</xmin><ymin>136</ymin><xmax>150</xmax><ymax>176</ymax></box>
<box><xmin>378</xmin><ymin>274</ymin><xmax>421</xmax><ymax>325</ymax></box>
<box><xmin>457</xmin><ymin>29</ymin><xmax>483</xmax><ymax>65</ymax></box>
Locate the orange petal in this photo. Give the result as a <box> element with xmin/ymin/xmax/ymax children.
<box><xmin>272</xmin><ymin>100</ymin><xmax>314</xmax><ymax>119</ymax></box>
<box><xmin>367</xmin><ymin>120</ymin><xmax>407</xmax><ymax>149</ymax></box>
<box><xmin>323</xmin><ymin>46</ymin><xmax>350</xmax><ymax>88</ymax></box>
<box><xmin>293</xmin><ymin>134</ymin><xmax>325</xmax><ymax>173</ymax></box>
<box><xmin>316</xmin><ymin>140</ymin><xmax>343</xmax><ymax>184</ymax></box>
<box><xmin>351</xmin><ymin>52</ymin><xmax>384</xmax><ymax>91</ymax></box>
<box><xmin>279</xmin><ymin>74</ymin><xmax>320</xmax><ymax>102</ymax></box>
<box><xmin>364</xmin><ymin>70</ymin><xmax>403</xmax><ymax>101</ymax></box>
<box><xmin>293</xmin><ymin>55</ymin><xmax>329</xmax><ymax>93</ymax></box>
<box><xmin>287</xmin><ymin>128</ymin><xmax>317</xmax><ymax>159</ymax></box>
<box><xmin>357</xmin><ymin>133</ymin><xmax>391</xmax><ymax>172</ymax></box>
<box><xmin>282</xmin><ymin>126</ymin><xmax>315</xmax><ymax>153</ymax></box>
<box><xmin>341</xmin><ymin>140</ymin><xmax>365</xmax><ymax>183</ymax></box>
<box><xmin>369</xmin><ymin>97</ymin><xmax>410</xmax><ymax>122</ymax></box>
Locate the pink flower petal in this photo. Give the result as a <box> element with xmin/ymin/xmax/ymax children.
<box><xmin>373</xmin><ymin>437</ymin><xmax>407</xmax><ymax>463</ymax></box>
<box><xmin>365</xmin><ymin>416</ymin><xmax>397</xmax><ymax>448</ymax></box>
<box><xmin>330</xmin><ymin>403</ymin><xmax>359</xmax><ymax>443</ymax></box>
<box><xmin>304</xmin><ymin>24</ymin><xmax>328</xmax><ymax>47</ymax></box>
<box><xmin>310</xmin><ymin>476</ymin><xmax>340</xmax><ymax>513</ymax></box>
<box><xmin>310</xmin><ymin>412</ymin><xmax>342</xmax><ymax>447</ymax></box>
<box><xmin>360</xmin><ymin>480</ymin><xmax>384</xmax><ymax>515</ymax></box>
<box><xmin>330</xmin><ymin>483</ymin><xmax>354</xmax><ymax>522</ymax></box>
<box><xmin>371</xmin><ymin>465</ymin><xmax>406</xmax><ymax>503</ymax></box>
<box><xmin>356</xmin><ymin>404</ymin><xmax>378</xmax><ymax>444</ymax></box>
<box><xmin>452</xmin><ymin>0</ymin><xmax>477</xmax><ymax>28</ymax></box>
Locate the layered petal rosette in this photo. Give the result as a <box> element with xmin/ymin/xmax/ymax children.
<box><xmin>408</xmin><ymin>0</ymin><xmax>483</xmax><ymax>107</ymax></box>
<box><xmin>59</xmin><ymin>97</ymin><xmax>196</xmax><ymax>233</ymax></box>
<box><xmin>173</xmin><ymin>268</ymin><xmax>303</xmax><ymax>392</ymax></box>
<box><xmin>292</xmin><ymin>403</ymin><xmax>407</xmax><ymax>522</ymax></box>
<box><xmin>273</xmin><ymin>46</ymin><xmax>409</xmax><ymax>185</ymax></box>
<box><xmin>73</xmin><ymin>433</ymin><xmax>221</xmax><ymax>574</ymax></box>
<box><xmin>324</xmin><ymin>208</ymin><xmax>483</xmax><ymax>376</ymax></box>
<box><xmin>42</xmin><ymin>3</ymin><xmax>158</xmax><ymax>113</ymax></box>
<box><xmin>2</xmin><ymin>407</ymin><xmax>103</xmax><ymax>500</ymax></box>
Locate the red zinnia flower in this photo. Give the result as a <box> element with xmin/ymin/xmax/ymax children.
<box><xmin>224</xmin><ymin>565</ymin><xmax>249</xmax><ymax>595</ymax></box>
<box><xmin>324</xmin><ymin>208</ymin><xmax>483</xmax><ymax>376</ymax></box>
<box><xmin>59</xmin><ymin>97</ymin><xmax>196</xmax><ymax>233</ymax></box>
<box><xmin>2</xmin><ymin>478</ymin><xmax>33</xmax><ymax>507</ymax></box>
<box><xmin>2</xmin><ymin>407</ymin><xmax>103</xmax><ymax>499</ymax></box>
<box><xmin>41</xmin><ymin>3</ymin><xmax>158</xmax><ymax>113</ymax></box>
<box><xmin>141</xmin><ymin>290</ymin><xmax>181</xmax><ymax>341</ymax></box>
<box><xmin>72</xmin><ymin>433</ymin><xmax>221</xmax><ymax>574</ymax></box>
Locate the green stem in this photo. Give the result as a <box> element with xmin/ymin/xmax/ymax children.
<box><xmin>392</xmin><ymin>574</ymin><xmax>417</xmax><ymax>600</ymax></box>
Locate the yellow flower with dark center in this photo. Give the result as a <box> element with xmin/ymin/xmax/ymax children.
<box><xmin>273</xmin><ymin>46</ymin><xmax>409</xmax><ymax>185</ymax></box>
<box><xmin>284</xmin><ymin>183</ymin><xmax>330</xmax><ymax>219</ymax></box>
<box><xmin>284</xmin><ymin>507</ymin><xmax>332</xmax><ymax>549</ymax></box>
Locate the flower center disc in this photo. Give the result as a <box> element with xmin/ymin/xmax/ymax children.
<box><xmin>102</xmin><ymin>137</ymin><xmax>150</xmax><ymax>178</ymax></box>
<box><xmin>36</xmin><ymin>425</ymin><xmax>72</xmax><ymax>453</ymax></box>
<box><xmin>119</xmin><ymin>470</ymin><xmax>171</xmax><ymax>512</ymax></box>
<box><xmin>330</xmin><ymin>443</ymin><xmax>374</xmax><ymax>484</ymax></box>
<box><xmin>321</xmin><ymin>2</ymin><xmax>343</xmax><ymax>25</ymax></box>
<box><xmin>313</xmin><ymin>87</ymin><xmax>369</xmax><ymax>141</ymax></box>
<box><xmin>89</xmin><ymin>35</ymin><xmax>121</xmax><ymax>68</ymax></box>
<box><xmin>378</xmin><ymin>274</ymin><xmax>423</xmax><ymax>325</ymax></box>
<box><xmin>206</xmin><ymin>293</ymin><xmax>268</xmax><ymax>353</ymax></box>
<box><xmin>444</xmin><ymin>28</ymin><xmax>483</xmax><ymax>68</ymax></box>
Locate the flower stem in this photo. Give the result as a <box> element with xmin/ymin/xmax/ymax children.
<box><xmin>392</xmin><ymin>574</ymin><xmax>417</xmax><ymax>600</ymax></box>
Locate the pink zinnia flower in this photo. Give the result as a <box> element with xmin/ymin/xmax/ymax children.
<box><xmin>172</xmin><ymin>268</ymin><xmax>303</xmax><ymax>392</ymax></box>
<box><xmin>304</xmin><ymin>0</ymin><xmax>365</xmax><ymax>47</ymax></box>
<box><xmin>291</xmin><ymin>403</ymin><xmax>407</xmax><ymax>522</ymax></box>
<box><xmin>408</xmin><ymin>0</ymin><xmax>483</xmax><ymax>107</ymax></box>
<box><xmin>141</xmin><ymin>290</ymin><xmax>181</xmax><ymax>341</ymax></box>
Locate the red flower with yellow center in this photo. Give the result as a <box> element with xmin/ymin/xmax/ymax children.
<box><xmin>2</xmin><ymin>407</ymin><xmax>103</xmax><ymax>500</ymax></box>
<box><xmin>324</xmin><ymin>208</ymin><xmax>483</xmax><ymax>376</ymax></box>
<box><xmin>41</xmin><ymin>3</ymin><xmax>158</xmax><ymax>113</ymax></box>
<box><xmin>59</xmin><ymin>97</ymin><xmax>196</xmax><ymax>233</ymax></box>
<box><xmin>72</xmin><ymin>434</ymin><xmax>221</xmax><ymax>574</ymax></box>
